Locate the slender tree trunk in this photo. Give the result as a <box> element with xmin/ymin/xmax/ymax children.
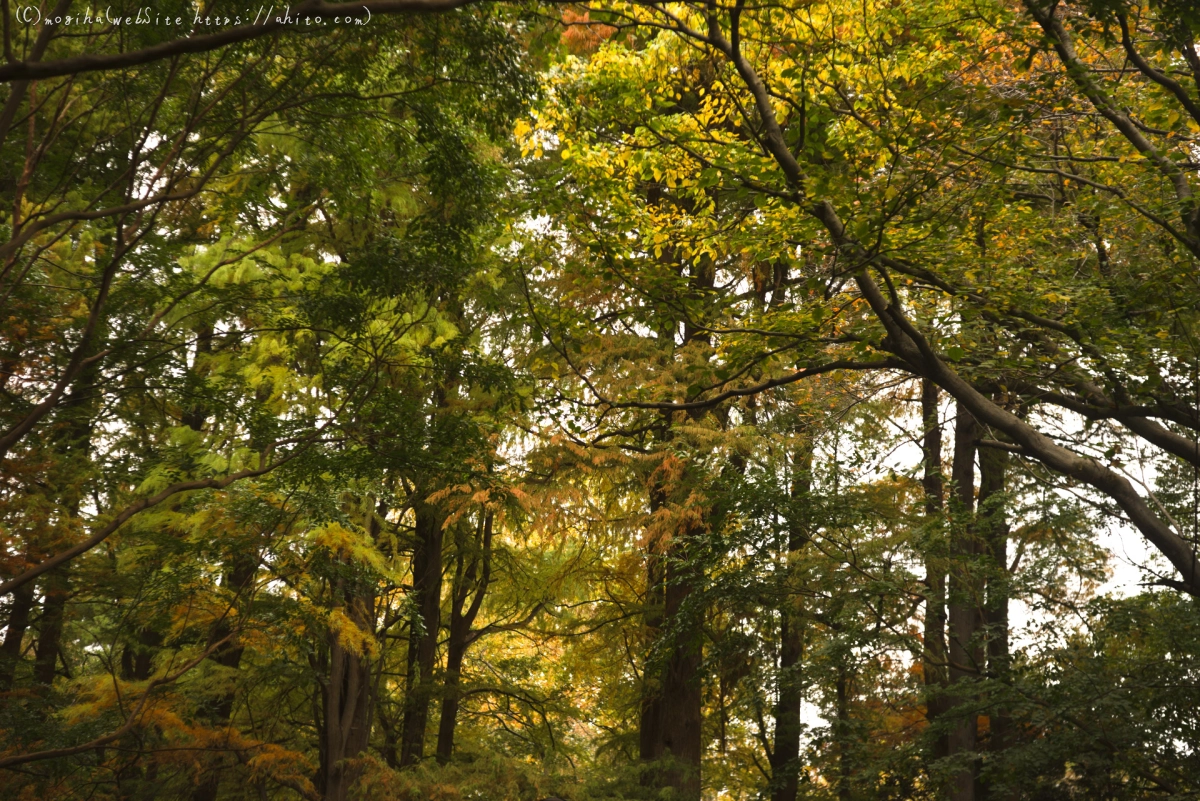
<box><xmin>0</xmin><ymin>580</ymin><xmax>34</xmax><ymax>691</ymax></box>
<box><xmin>771</xmin><ymin>443</ymin><xmax>813</xmax><ymax>801</ymax></box>
<box><xmin>835</xmin><ymin>664</ymin><xmax>853</xmax><ymax>801</ymax></box>
<box><xmin>191</xmin><ymin>554</ymin><xmax>257</xmax><ymax>801</ymax></box>
<box><xmin>181</xmin><ymin>324</ymin><xmax>214</xmax><ymax>432</ymax></box>
<box><xmin>121</xmin><ymin>628</ymin><xmax>161</xmax><ymax>681</ymax></box>
<box><xmin>921</xmin><ymin>380</ymin><xmax>950</xmax><ymax>759</ymax></box>
<box><xmin>111</xmin><ymin>625</ymin><xmax>161</xmax><ymax>801</ymax></box>
<box><xmin>436</xmin><ymin>511</ymin><xmax>492</xmax><ymax>763</ymax></box>
<box><xmin>978</xmin><ymin>441</ymin><xmax>1012</xmax><ymax>801</ymax></box>
<box><xmin>378</xmin><ymin>707</ymin><xmax>400</xmax><ymax>769</ymax></box>
<box><xmin>435</xmin><ymin>634</ymin><xmax>467</xmax><ymax>764</ymax></box>
<box><xmin>176</xmin><ymin>326</ymin><xmax>260</xmax><ymax>801</ymax></box>
<box><xmin>30</xmin><ymin>360</ymin><xmax>98</xmax><ymax>690</ymax></box>
<box><xmin>33</xmin><ymin>567</ymin><xmax>69</xmax><ymax>685</ymax></box>
<box><xmin>399</xmin><ymin>501</ymin><xmax>444</xmax><ymax>766</ymax></box>
<box><xmin>947</xmin><ymin>403</ymin><xmax>982</xmax><ymax>801</ymax></box>
<box><xmin>639</xmin><ymin>523</ymin><xmax>666</xmax><ymax>767</ymax></box>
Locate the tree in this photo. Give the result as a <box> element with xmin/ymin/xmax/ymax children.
<box><xmin>0</xmin><ymin>5</ymin><xmax>537</xmax><ymax>797</ymax></box>
<box><xmin>4</xmin><ymin>0</ymin><xmax>1200</xmax><ymax>798</ymax></box>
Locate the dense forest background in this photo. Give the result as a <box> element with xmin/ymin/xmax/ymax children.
<box><xmin>1</xmin><ymin>1</ymin><xmax>1199</xmax><ymax>799</ymax></box>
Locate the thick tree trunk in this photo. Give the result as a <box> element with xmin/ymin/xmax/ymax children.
<box><xmin>655</xmin><ymin>544</ymin><xmax>703</xmax><ymax>800</ymax></box>
<box><xmin>639</xmin><ymin>483</ymin><xmax>703</xmax><ymax>801</ymax></box>
<box><xmin>29</xmin><ymin>367</ymin><xmax>96</xmax><ymax>690</ymax></box>
<box><xmin>436</xmin><ymin>511</ymin><xmax>492</xmax><ymax>764</ymax></box>
<box><xmin>319</xmin><ymin>595</ymin><xmax>374</xmax><ymax>801</ymax></box>
<box><xmin>399</xmin><ymin>501</ymin><xmax>444</xmax><ymax>766</ymax></box>
<box><xmin>0</xmin><ymin>580</ymin><xmax>34</xmax><ymax>691</ymax></box>
<box><xmin>947</xmin><ymin>403</ymin><xmax>982</xmax><ymax>801</ymax></box>
<box><xmin>639</xmin><ymin>261</ymin><xmax>711</xmax><ymax>800</ymax></box>
<box><xmin>26</xmin><ymin>340</ymin><xmax>102</xmax><ymax>690</ymax></box>
<box><xmin>921</xmin><ymin>380</ymin><xmax>950</xmax><ymax>759</ymax></box>
<box><xmin>770</xmin><ymin>444</ymin><xmax>813</xmax><ymax>801</ymax></box>
<box><xmin>33</xmin><ymin>567</ymin><xmax>69</xmax><ymax>685</ymax></box>
<box><xmin>314</xmin><ymin>499</ymin><xmax>384</xmax><ymax>800</ymax></box>
<box><xmin>639</xmin><ymin>536</ymin><xmax>666</xmax><ymax>766</ymax></box>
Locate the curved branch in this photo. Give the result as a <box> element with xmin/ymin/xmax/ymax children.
<box><xmin>601</xmin><ymin>358</ymin><xmax>905</xmax><ymax>411</ymax></box>
<box><xmin>0</xmin><ymin>448</ymin><xmax>305</xmax><ymax>597</ymax></box>
<box><xmin>1117</xmin><ymin>14</ymin><xmax>1200</xmax><ymax>128</ymax></box>
<box><xmin>854</xmin><ymin>266</ymin><xmax>1200</xmax><ymax>594</ymax></box>
<box><xmin>0</xmin><ymin>0</ymin><xmax>484</xmax><ymax>84</ymax></box>
<box><xmin>1023</xmin><ymin>0</ymin><xmax>1198</xmax><ymax>240</ymax></box>
<box><xmin>0</xmin><ymin>634</ymin><xmax>233</xmax><ymax>770</ymax></box>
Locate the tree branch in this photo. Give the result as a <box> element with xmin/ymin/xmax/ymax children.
<box><xmin>0</xmin><ymin>0</ymin><xmax>484</xmax><ymax>84</ymax></box>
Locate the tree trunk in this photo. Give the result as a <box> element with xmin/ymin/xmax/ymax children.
<box><xmin>378</xmin><ymin>706</ymin><xmax>400</xmax><ymax>769</ymax></box>
<box><xmin>113</xmin><ymin>627</ymin><xmax>163</xmax><ymax>801</ymax></box>
<box><xmin>121</xmin><ymin>628</ymin><xmax>162</xmax><ymax>682</ymax></box>
<box><xmin>0</xmin><ymin>580</ymin><xmax>34</xmax><ymax>691</ymax></box>
<box><xmin>436</xmin><ymin>511</ymin><xmax>492</xmax><ymax>764</ymax></box>
<box><xmin>654</xmin><ymin>540</ymin><xmax>703</xmax><ymax>800</ymax></box>
<box><xmin>947</xmin><ymin>403</ymin><xmax>982</xmax><ymax>801</ymax></box>
<box><xmin>978</xmin><ymin>440</ymin><xmax>1012</xmax><ymax>801</ymax></box>
<box><xmin>835</xmin><ymin>665</ymin><xmax>853</xmax><ymax>801</ymax></box>
<box><xmin>639</xmin><ymin>527</ymin><xmax>666</xmax><ymax>767</ymax></box>
<box><xmin>319</xmin><ymin>593</ymin><xmax>374</xmax><ymax>801</ymax></box>
<box><xmin>33</xmin><ymin>567</ymin><xmax>69</xmax><ymax>685</ymax></box>
<box><xmin>639</xmin><ymin>484</ymin><xmax>703</xmax><ymax>800</ymax></box>
<box><xmin>191</xmin><ymin>554</ymin><xmax>257</xmax><ymax>801</ymax></box>
<box><xmin>770</xmin><ymin>443</ymin><xmax>813</xmax><ymax>801</ymax></box>
<box><xmin>639</xmin><ymin>259</ymin><xmax>712</xmax><ymax>800</ymax></box>
<box><xmin>435</xmin><ymin>635</ymin><xmax>466</xmax><ymax>765</ymax></box>
<box><xmin>185</xmin><ymin>345</ymin><xmax>257</xmax><ymax>801</ymax></box>
<box><xmin>181</xmin><ymin>324</ymin><xmax>214</xmax><ymax>432</ymax></box>
<box><xmin>921</xmin><ymin>380</ymin><xmax>950</xmax><ymax>759</ymax></box>
<box><xmin>399</xmin><ymin>501</ymin><xmax>444</xmax><ymax>766</ymax></box>
<box><xmin>30</xmin><ymin>363</ymin><xmax>97</xmax><ymax>690</ymax></box>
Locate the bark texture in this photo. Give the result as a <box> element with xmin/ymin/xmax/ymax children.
<box><xmin>947</xmin><ymin>403</ymin><xmax>982</xmax><ymax>801</ymax></box>
<box><xmin>399</xmin><ymin>501</ymin><xmax>444</xmax><ymax>766</ymax></box>
<box><xmin>979</xmin><ymin>439</ymin><xmax>1013</xmax><ymax>801</ymax></box>
<box><xmin>921</xmin><ymin>380</ymin><xmax>950</xmax><ymax>760</ymax></box>
<box><xmin>770</xmin><ymin>443</ymin><xmax>813</xmax><ymax>801</ymax></box>
<box><xmin>435</xmin><ymin>511</ymin><xmax>492</xmax><ymax>763</ymax></box>
<box><xmin>639</xmin><ymin>483</ymin><xmax>703</xmax><ymax>800</ymax></box>
<box><xmin>33</xmin><ymin>567</ymin><xmax>69</xmax><ymax>685</ymax></box>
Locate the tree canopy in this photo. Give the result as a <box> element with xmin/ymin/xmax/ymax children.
<box><xmin>1</xmin><ymin>1</ymin><xmax>1199</xmax><ymax>800</ymax></box>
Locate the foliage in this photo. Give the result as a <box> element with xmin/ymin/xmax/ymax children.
<box><xmin>1</xmin><ymin>1</ymin><xmax>1199</xmax><ymax>800</ymax></box>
